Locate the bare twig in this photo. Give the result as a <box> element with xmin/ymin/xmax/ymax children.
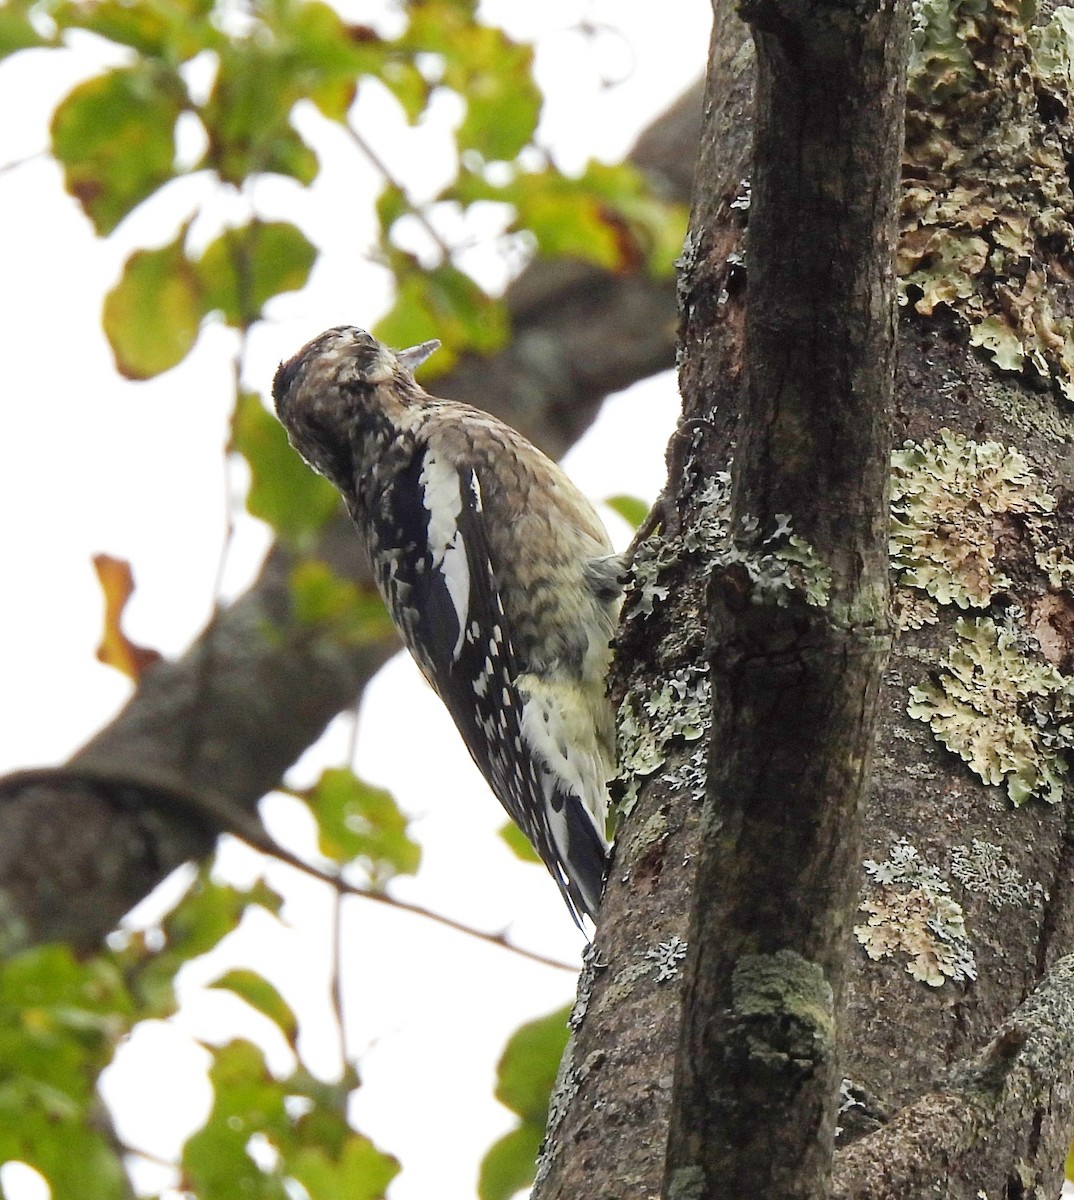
<box><xmin>0</xmin><ymin>766</ymin><xmax>578</xmax><ymax>973</ymax></box>
<box><xmin>329</xmin><ymin>886</ymin><xmax>348</xmax><ymax>1065</ymax></box>
<box><xmin>0</xmin><ymin>150</ymin><xmax>46</xmax><ymax>177</ymax></box>
<box><xmin>343</xmin><ymin>120</ymin><xmax>455</xmax><ymax>262</ymax></box>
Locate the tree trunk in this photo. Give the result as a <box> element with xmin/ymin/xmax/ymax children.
<box><xmin>534</xmin><ymin>0</ymin><xmax>1074</xmax><ymax>1196</ymax></box>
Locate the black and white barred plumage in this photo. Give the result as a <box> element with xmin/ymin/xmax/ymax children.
<box><xmin>273</xmin><ymin>327</ymin><xmax>623</xmax><ymax>925</ymax></box>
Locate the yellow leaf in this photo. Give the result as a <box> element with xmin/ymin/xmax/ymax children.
<box><xmin>92</xmin><ymin>554</ymin><xmax>162</xmax><ymax>681</ymax></box>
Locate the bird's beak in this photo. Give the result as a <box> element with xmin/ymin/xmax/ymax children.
<box><xmin>396</xmin><ymin>339</ymin><xmax>441</xmax><ymax>372</ymax></box>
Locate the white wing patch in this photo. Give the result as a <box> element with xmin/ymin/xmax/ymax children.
<box><xmin>419</xmin><ymin>454</ymin><xmax>480</xmax><ymax>660</ymax></box>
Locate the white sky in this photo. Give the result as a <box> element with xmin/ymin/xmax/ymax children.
<box><xmin>0</xmin><ymin>4</ymin><xmax>710</xmax><ymax>1198</ymax></box>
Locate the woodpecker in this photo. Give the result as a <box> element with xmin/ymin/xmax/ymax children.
<box><xmin>273</xmin><ymin>327</ymin><xmax>623</xmax><ymax>926</ymax></box>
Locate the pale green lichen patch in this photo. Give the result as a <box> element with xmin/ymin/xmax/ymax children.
<box><xmin>890</xmin><ymin>431</ymin><xmax>1054</xmax><ymax>608</ymax></box>
<box><xmin>617</xmin><ymin>698</ymin><xmax>668</xmax><ymax>789</ymax></box>
<box><xmin>1031</xmin><ymin>6</ymin><xmax>1074</xmax><ymax>93</ymax></box>
<box><xmin>950</xmin><ymin>837</ymin><xmax>1045</xmax><ymax>907</ymax></box>
<box><xmin>731</xmin><ymin>950</ymin><xmax>835</xmax><ymax>1066</ymax></box>
<box><xmin>666</xmin><ymin>1167</ymin><xmax>706</xmax><ymax>1200</ymax></box>
<box><xmin>908</xmin><ymin>0</ymin><xmax>977</xmax><ymax>101</ymax></box>
<box><xmin>990</xmin><ymin>375</ymin><xmax>1074</xmax><ymax>443</ymax></box>
<box><xmin>1035</xmin><ymin>542</ymin><xmax>1074</xmax><ymax>593</ymax></box>
<box><xmin>901</xmin><ymin>0</ymin><xmax>1074</xmax><ymax>400</ymax></box>
<box><xmin>855</xmin><ymin>839</ymin><xmax>977</xmax><ymax>987</ymax></box>
<box><xmin>643</xmin><ymin>666</ymin><xmax>710</xmax><ymax>741</ymax></box>
<box><xmin>907</xmin><ymin>616</ymin><xmax>1074</xmax><ymax>805</ymax></box>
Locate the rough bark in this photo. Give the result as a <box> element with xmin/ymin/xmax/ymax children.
<box><xmin>535</xmin><ymin>0</ymin><xmax>1074</xmax><ymax>1197</ymax></box>
<box><xmin>0</xmin><ymin>82</ymin><xmax>702</xmax><ymax>955</ymax></box>
<box><xmin>832</xmin><ymin>954</ymin><xmax>1074</xmax><ymax>1199</ymax></box>
<box><xmin>530</xmin><ymin>16</ymin><xmax>756</xmax><ymax>1196</ymax></box>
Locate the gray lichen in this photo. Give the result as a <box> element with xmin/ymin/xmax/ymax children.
<box><xmin>624</xmin><ymin>461</ymin><xmax>730</xmax><ymax>620</ymax></box>
<box><xmin>533</xmin><ymin>1037</ymin><xmax>579</xmax><ymax>1191</ymax></box>
<box><xmin>950</xmin><ymin>838</ymin><xmax>1045</xmax><ymax>908</ymax></box>
<box><xmin>715</xmin><ymin>513</ymin><xmax>833</xmax><ymax>608</ymax></box>
<box><xmin>680</xmin><ymin>471</ymin><xmax>732</xmax><ymax>555</ymax></box>
<box><xmin>617</xmin><ymin>666</ymin><xmax>710</xmax><ymax>816</ymax></box>
<box><xmin>569</xmin><ymin>943</ymin><xmax>605</xmax><ymax>1031</ymax></box>
<box><xmin>630</xmin><ymin>551</ymin><xmax>672</xmax><ymax>617</ymax></box>
<box><xmin>665</xmin><ymin>744</ymin><xmax>707</xmax><ymax>795</ymax></box>
<box><xmin>645</xmin><ymin>935</ymin><xmax>689</xmax><ymax>983</ymax></box>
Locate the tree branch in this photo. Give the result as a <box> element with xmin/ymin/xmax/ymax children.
<box><xmin>0</xmin><ymin>766</ymin><xmax>577</xmax><ymax>972</ymax></box>
<box><xmin>832</xmin><ymin>954</ymin><xmax>1074</xmax><ymax>1199</ymax></box>
<box><xmin>530</xmin><ymin>19</ymin><xmax>756</xmax><ymax>1196</ymax></box>
<box><xmin>663</xmin><ymin>0</ymin><xmax>909</xmax><ymax>1191</ymax></box>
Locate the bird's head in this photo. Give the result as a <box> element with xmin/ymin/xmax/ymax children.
<box><xmin>272</xmin><ymin>326</ymin><xmax>440</xmax><ymax>488</ymax></box>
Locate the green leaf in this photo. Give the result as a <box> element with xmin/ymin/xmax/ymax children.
<box><xmin>202</xmin><ymin>40</ymin><xmax>318</xmax><ymax>185</ymax></box>
<box><xmin>479</xmin><ymin>1006</ymin><xmax>571</xmax><ymax>1200</ymax></box>
<box><xmin>52</xmin><ymin>0</ymin><xmax>218</xmax><ymax>60</ymax></box>
<box><xmin>453</xmin><ymin>34</ymin><xmax>540</xmax><ymax>161</ymax></box>
<box><xmin>304</xmin><ymin>767</ymin><xmax>421</xmax><ymax>884</ymax></box>
<box><xmin>198</xmin><ymin>221</ymin><xmax>317</xmax><ymax>327</ymax></box>
<box><xmin>208</xmin><ymin>969</ymin><xmax>298</xmax><ymax>1044</ymax></box>
<box><xmin>499</xmin><ymin>820</ymin><xmax>541</xmax><ymax>865</ymax></box>
<box><xmin>605</xmin><ymin>494</ymin><xmax>651</xmax><ymax>531</ymax></box>
<box><xmin>270</xmin><ymin>0</ymin><xmax>376</xmax><ymax>122</ymax></box>
<box><xmin>403</xmin><ymin>6</ymin><xmax>540</xmax><ymax>159</ymax></box>
<box><xmin>0</xmin><ymin>1114</ymin><xmax>129</xmax><ymax>1200</ymax></box>
<box><xmin>375</xmin><ymin>182</ymin><xmax>409</xmax><ymax>238</ymax></box>
<box><xmin>232</xmin><ymin>391</ymin><xmax>340</xmax><ymax>544</ymax></box>
<box><xmin>454</xmin><ymin>160</ymin><xmax>688</xmax><ymax>277</ymax></box>
<box><xmin>103</xmin><ymin>231</ymin><xmax>203</xmax><ymax>379</ymax></box>
<box><xmin>161</xmin><ymin>869</ymin><xmax>283</xmax><ymax>966</ymax></box>
<box><xmin>0</xmin><ymin>947</ymin><xmax>134</xmax><ymax>1101</ymax></box>
<box><xmin>183</xmin><ymin>1043</ymin><xmax>396</xmax><ymax>1200</ymax></box>
<box><xmin>379</xmin><ymin>57</ymin><xmax>431</xmax><ymax>123</ymax></box>
<box><xmin>182</xmin><ymin>1040</ymin><xmax>292</xmax><ymax>1199</ymax></box>
<box><xmin>0</xmin><ymin>948</ymin><xmax>137</xmax><ymax>1200</ymax></box>
<box><xmin>50</xmin><ymin>65</ymin><xmax>182</xmax><ymax>234</ymax></box>
<box><xmin>0</xmin><ymin>0</ymin><xmax>49</xmax><ymax>59</ymax></box>
<box><xmin>289</xmin><ymin>560</ymin><xmax>395</xmax><ymax>645</ymax></box>
<box><xmin>115</xmin><ymin>870</ymin><xmax>281</xmax><ymax>1023</ymax></box>
<box><xmin>478</xmin><ymin>1123</ymin><xmax>544</xmax><ymax>1200</ymax></box>
<box><xmin>494</xmin><ymin>1006</ymin><xmax>570</xmax><ymax>1121</ymax></box>
<box><xmin>283</xmin><ymin>1065</ymin><xmax>360</xmax><ymax>1153</ymax></box>
<box><xmin>290</xmin><ymin>1134</ymin><xmax>400</xmax><ymax>1200</ymax></box>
